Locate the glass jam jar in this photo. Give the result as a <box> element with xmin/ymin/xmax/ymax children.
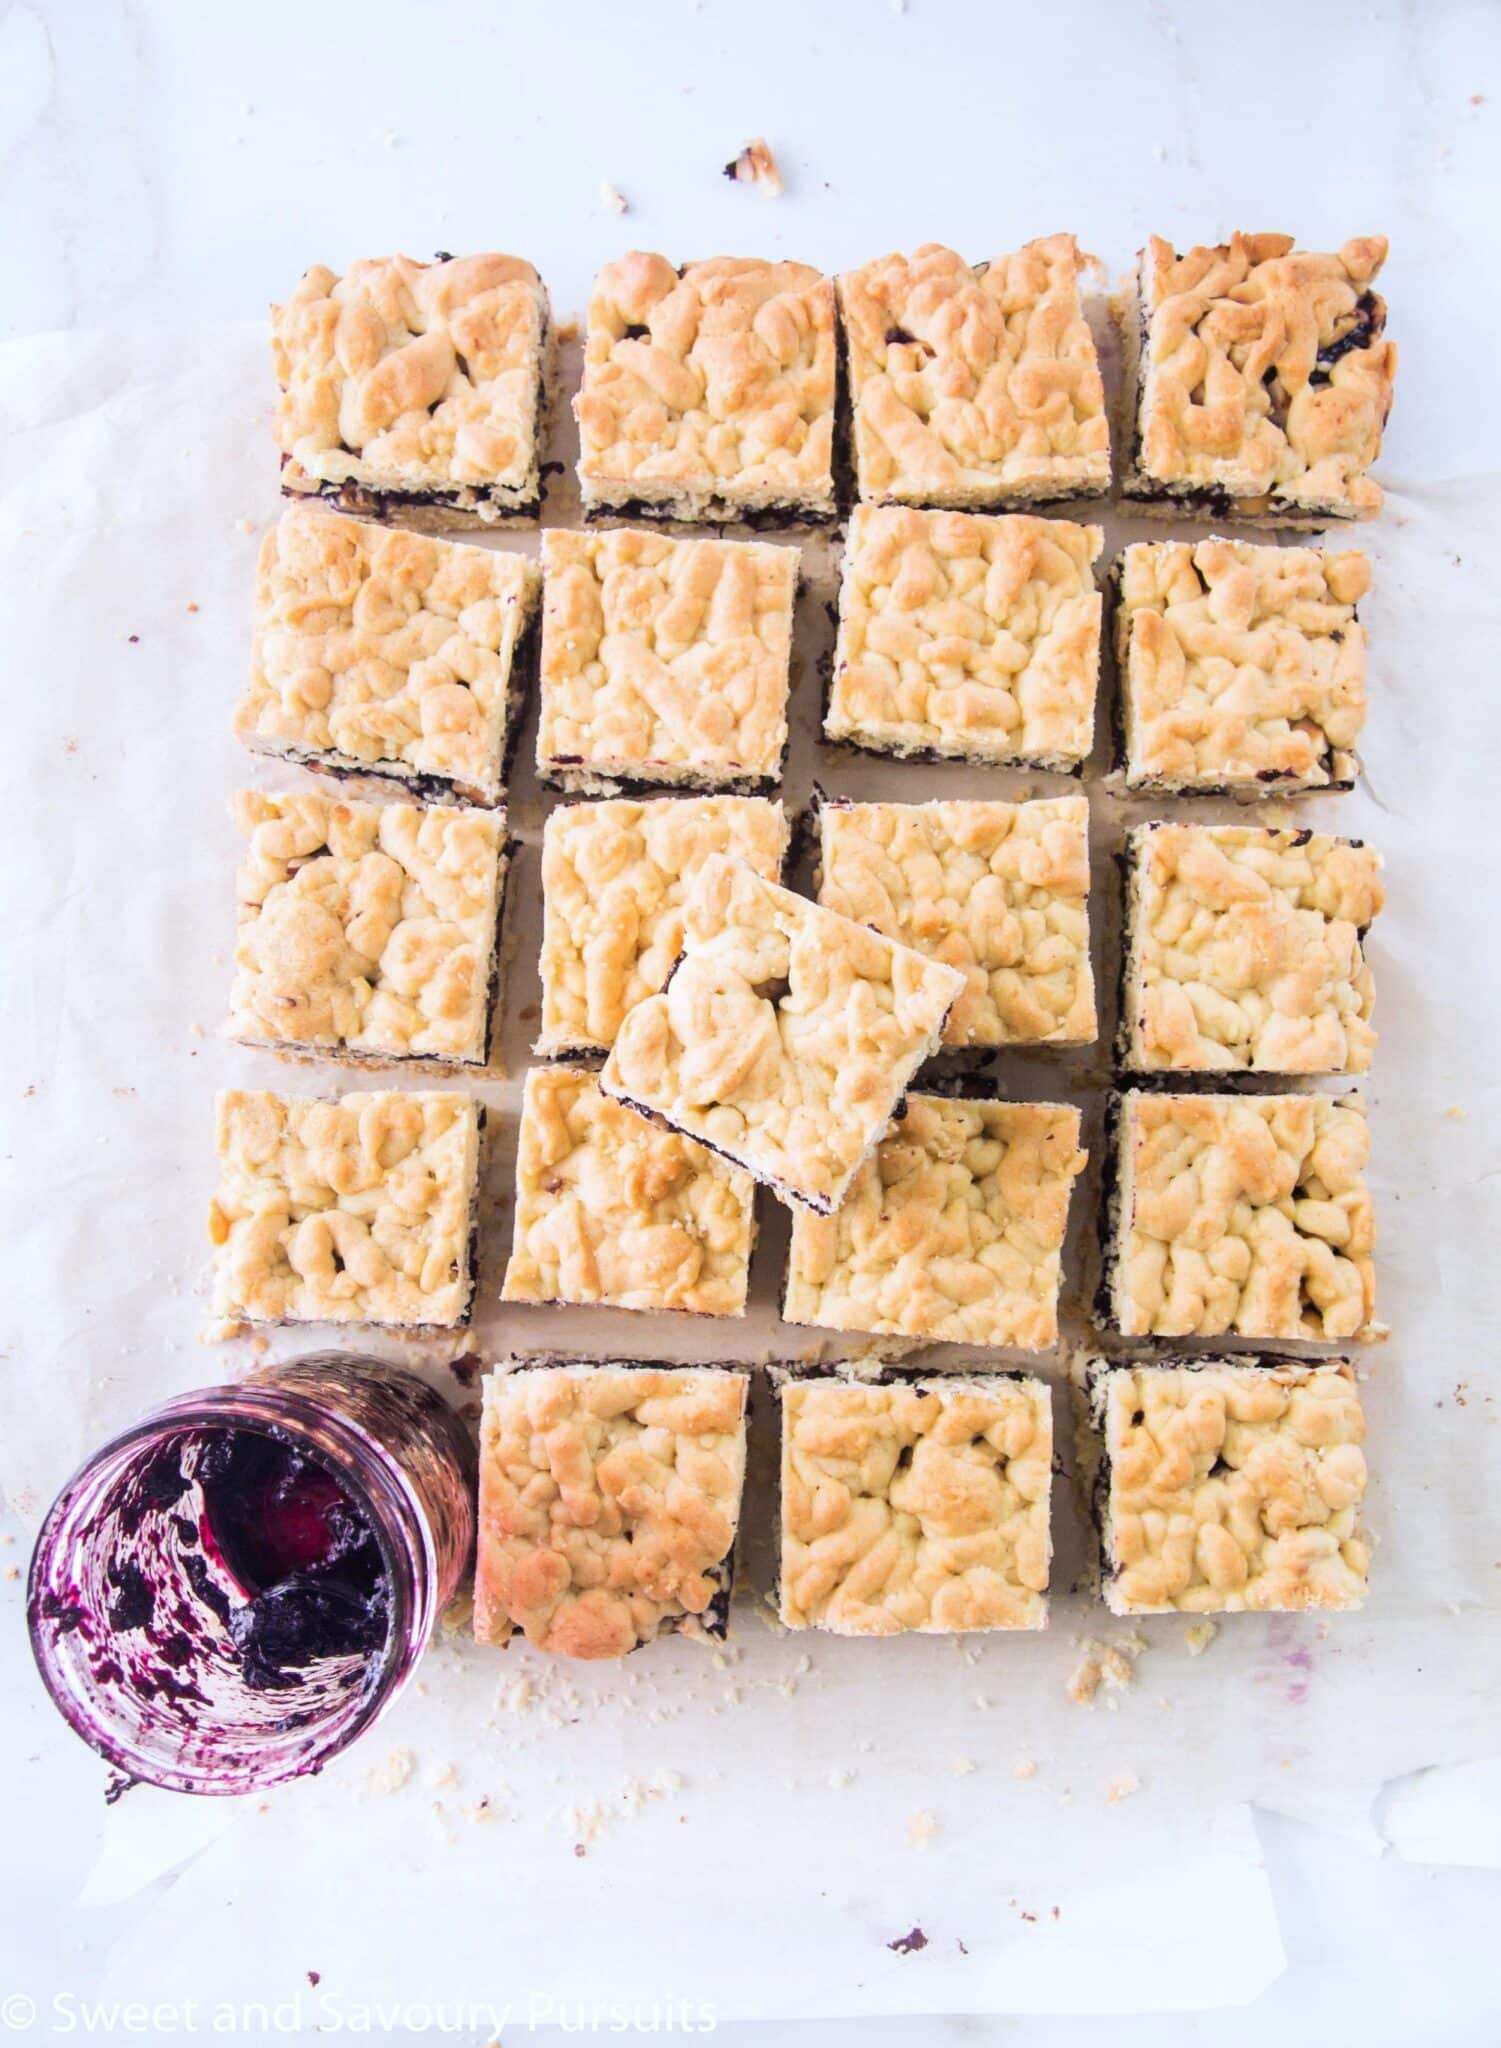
<box><xmin>27</xmin><ymin>1354</ymin><xmax>475</xmax><ymax>1796</ymax></box>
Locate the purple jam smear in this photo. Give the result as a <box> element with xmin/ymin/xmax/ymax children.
<box><xmin>196</xmin><ymin>1433</ymin><xmax>391</xmax><ymax>1692</ymax></box>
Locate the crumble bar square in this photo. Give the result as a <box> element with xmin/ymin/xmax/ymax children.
<box><xmin>777</xmin><ymin>1371</ymin><xmax>1053</xmax><ymax>1634</ymax></box>
<box><xmin>1086</xmin><ymin>1357</ymin><xmax>1370</xmax><ymax>1615</ymax></box>
<box><xmin>227</xmin><ymin>790</ymin><xmax>507</xmax><ymax>1069</ymax></box>
<box><xmin>235</xmin><ymin>505</ymin><xmax>540</xmax><ymax>807</ymax></box>
<box><xmin>783</xmin><ymin>1094</ymin><xmax>1085</xmax><ymax>1349</ymax></box>
<box><xmin>1119</xmin><ymin>233</ymin><xmax>1397</xmax><ymax>525</ymax></box>
<box><xmin>599</xmin><ymin>856</ymin><xmax>965</xmax><ymax>1215</ymax></box>
<box><xmin>535</xmin><ymin>527</ymin><xmax>798</xmax><ymax>794</ymax></box>
<box><xmin>824</xmin><ymin>505</ymin><xmax>1102</xmax><ymax>770</ymax></box>
<box><xmin>476</xmin><ymin>1361</ymin><xmax>750</xmax><ymax>1658</ymax></box>
<box><xmin>537</xmin><ymin>794</ymin><xmax>788</xmax><ymax>1056</ymax></box>
<box><xmin>839</xmin><ymin>238</ymin><xmax>1110</xmax><ymax>508</ymax></box>
<box><xmin>575</xmin><ymin>251</ymin><xmax>837</xmax><ymax>523</ymax></box>
<box><xmin>1115</xmin><ymin>538</ymin><xmax>1369</xmax><ymax>795</ymax></box>
<box><xmin>816</xmin><ymin>794</ymin><xmax>1096</xmax><ymax>1051</ymax></box>
<box><xmin>209</xmin><ymin>1088</ymin><xmax>481</xmax><ymax>1329</ymax></box>
<box><xmin>1121</xmin><ymin>822</ymin><xmax>1383</xmax><ymax>1075</ymax></box>
<box><xmin>1104</xmin><ymin>1090</ymin><xmax>1377</xmax><ymax>1342</ymax></box>
<box><xmin>273</xmin><ymin>253</ymin><xmax>551</xmax><ymax>526</ymax></box>
<box><xmin>500</xmin><ymin>1065</ymin><xmax>757</xmax><ymax>1318</ymax></box>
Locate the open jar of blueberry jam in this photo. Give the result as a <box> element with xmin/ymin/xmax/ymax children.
<box><xmin>27</xmin><ymin>1356</ymin><xmax>475</xmax><ymax>1796</ymax></box>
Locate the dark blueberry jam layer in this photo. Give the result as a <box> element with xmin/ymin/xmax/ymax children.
<box><xmin>198</xmin><ymin>1432</ymin><xmax>390</xmax><ymax>1692</ymax></box>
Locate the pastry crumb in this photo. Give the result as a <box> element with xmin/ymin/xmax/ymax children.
<box><xmin>1067</xmin><ymin>1633</ymin><xmax>1145</xmax><ymax>1705</ymax></box>
<box><xmin>907</xmin><ymin>1807</ymin><xmax>937</xmax><ymax>1850</ymax></box>
<box><xmin>827</xmin><ymin>1767</ymin><xmax>854</xmax><ymax>1789</ymax></box>
<box><xmin>1013</xmin><ymin>1757</ymin><xmax>1037</xmax><ymax>1780</ymax></box>
<box><xmin>1183</xmin><ymin>1620</ymin><xmax>1219</xmax><ymax>1656</ymax></box>
<box><xmin>1445</xmin><ymin>1104</ymin><xmax>1466</xmax><ymax>1121</ymax></box>
<box><xmin>598</xmin><ymin>179</ymin><xmax>629</xmax><ymax>215</ymax></box>
<box><xmin>1106</xmin><ymin>1773</ymin><xmax>1141</xmax><ymax>1805</ymax></box>
<box><xmin>369</xmin><ymin>1747</ymin><xmax>415</xmax><ymax>1795</ymax></box>
<box><xmin>951</xmin><ymin>1756</ymin><xmax>976</xmax><ymax>1778</ymax></box>
<box><xmin>723</xmin><ymin>137</ymin><xmax>783</xmax><ymax>196</ymax></box>
<box><xmin>887</xmin><ymin>1926</ymin><xmax>927</xmax><ymax>1953</ymax></box>
<box><xmin>504</xmin><ymin>1675</ymin><xmax>535</xmax><ymax>1713</ymax></box>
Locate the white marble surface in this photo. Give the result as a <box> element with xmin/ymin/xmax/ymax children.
<box><xmin>2</xmin><ymin>2</ymin><xmax>1501</xmax><ymax>2043</ymax></box>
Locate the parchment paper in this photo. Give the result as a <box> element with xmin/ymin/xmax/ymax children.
<box><xmin>2</xmin><ymin>323</ymin><xmax>1498</xmax><ymax>2023</ymax></box>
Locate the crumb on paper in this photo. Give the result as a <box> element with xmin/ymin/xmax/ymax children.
<box><xmin>723</xmin><ymin>137</ymin><xmax>783</xmax><ymax>196</ymax></box>
<box><xmin>599</xmin><ymin>179</ymin><xmax>628</xmax><ymax>215</ymax></box>
<box><xmin>908</xmin><ymin>1808</ymin><xmax>937</xmax><ymax>1850</ymax></box>
<box><xmin>369</xmin><ymin>1747</ymin><xmax>415</xmax><ymax>1795</ymax></box>
<box><xmin>505</xmin><ymin>1675</ymin><xmax>535</xmax><ymax>1714</ymax></box>
<box><xmin>887</xmin><ymin>1926</ymin><xmax>927</xmax><ymax>1954</ymax></box>
<box><xmin>1067</xmin><ymin>1632</ymin><xmax>1146</xmax><ymax>1705</ymax></box>
<box><xmin>236</xmin><ymin>517</ymin><xmax>256</xmax><ymax>535</ymax></box>
<box><xmin>951</xmin><ymin>1756</ymin><xmax>976</xmax><ymax>1778</ymax></box>
<box><xmin>1013</xmin><ymin>1757</ymin><xmax>1037</xmax><ymax>1780</ymax></box>
<box><xmin>1106</xmin><ymin>1773</ymin><xmax>1141</xmax><ymax>1805</ymax></box>
<box><xmin>1444</xmin><ymin>1104</ymin><xmax>1466</xmax><ymax>1120</ymax></box>
<box><xmin>827</xmin><ymin>1768</ymin><xmax>854</xmax><ymax>1789</ymax></box>
<box><xmin>1184</xmin><ymin>1620</ymin><xmax>1219</xmax><ymax>1657</ymax></box>
<box><xmin>186</xmin><ymin>601</ymin><xmax>199</xmax><ymax>614</ymax></box>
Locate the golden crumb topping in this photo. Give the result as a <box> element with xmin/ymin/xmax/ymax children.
<box><xmin>779</xmin><ymin>1375</ymin><xmax>1053</xmax><ymax>1633</ymax></box>
<box><xmin>1124</xmin><ymin>823</ymin><xmax>1382</xmax><ymax>1074</ymax></box>
<box><xmin>273</xmin><ymin>253</ymin><xmax>549</xmax><ymax>515</ymax></box>
<box><xmin>1111</xmin><ymin>1091</ymin><xmax>1376</xmax><ymax>1341</ymax></box>
<box><xmin>501</xmin><ymin>1066</ymin><xmax>756</xmax><ymax>1317</ymax></box>
<box><xmin>476</xmin><ymin>1364</ymin><xmax>748</xmax><ymax>1657</ymax></box>
<box><xmin>1093</xmin><ymin>1359</ymin><xmax>1369</xmax><ymax>1614</ymax></box>
<box><xmin>538</xmin><ymin>795</ymin><xmax>787</xmax><ymax>1055</ymax></box>
<box><xmin>228</xmin><ymin>790</ymin><xmax>505</xmax><ymax>1065</ymax></box>
<box><xmin>784</xmin><ymin>1096</ymin><xmax>1085</xmax><ymax>1348</ymax></box>
<box><xmin>235</xmin><ymin>505</ymin><xmax>538</xmax><ymax>804</ymax></box>
<box><xmin>209</xmin><ymin>1089</ymin><xmax>479</xmax><ymax>1328</ymax></box>
<box><xmin>1117</xmin><ymin>538</ymin><xmax>1368</xmax><ymax>792</ymax></box>
<box><xmin>600</xmin><ymin>856</ymin><xmax>965</xmax><ymax>1213</ymax></box>
<box><xmin>575</xmin><ymin>252</ymin><xmax>836</xmax><ymax>518</ymax></box>
<box><xmin>826</xmin><ymin>505</ymin><xmax>1101</xmax><ymax>768</ymax></box>
<box><xmin>536</xmin><ymin>527</ymin><xmax>796</xmax><ymax>791</ymax></box>
<box><xmin>817</xmin><ymin>796</ymin><xmax>1095</xmax><ymax>1049</ymax></box>
<box><xmin>839</xmin><ymin>238</ymin><xmax>1109</xmax><ymax>506</ymax></box>
<box><xmin>1127</xmin><ymin>233</ymin><xmax>1396</xmax><ymax>520</ymax></box>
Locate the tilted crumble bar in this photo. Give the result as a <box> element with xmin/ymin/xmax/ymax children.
<box><xmin>838</xmin><ymin>238</ymin><xmax>1110</xmax><ymax>508</ymax></box>
<box><xmin>783</xmin><ymin>1095</ymin><xmax>1086</xmax><ymax>1349</ymax></box>
<box><xmin>227</xmin><ymin>790</ymin><xmax>507</xmax><ymax>1068</ymax></box>
<box><xmin>537</xmin><ymin>794</ymin><xmax>788</xmax><ymax>1056</ymax></box>
<box><xmin>1120</xmin><ymin>234</ymin><xmax>1396</xmax><ymax>524</ymax></box>
<box><xmin>500</xmin><ymin>1065</ymin><xmax>756</xmax><ymax>1318</ymax></box>
<box><xmin>535</xmin><ymin>527</ymin><xmax>797</xmax><ymax>794</ymax></box>
<box><xmin>599</xmin><ymin>856</ymin><xmax>966</xmax><ymax>1214</ymax></box>
<box><xmin>272</xmin><ymin>253</ymin><xmax>551</xmax><ymax>525</ymax></box>
<box><xmin>1122</xmin><ymin>823</ymin><xmax>1383</xmax><ymax>1074</ymax></box>
<box><xmin>476</xmin><ymin>1362</ymin><xmax>749</xmax><ymax>1658</ymax></box>
<box><xmin>1116</xmin><ymin>538</ymin><xmax>1369</xmax><ymax>795</ymax></box>
<box><xmin>1106</xmin><ymin>1091</ymin><xmax>1377</xmax><ymax>1342</ymax></box>
<box><xmin>575</xmin><ymin>251</ymin><xmax>837</xmax><ymax>523</ymax></box>
<box><xmin>816</xmin><ymin>795</ymin><xmax>1096</xmax><ymax>1050</ymax></box>
<box><xmin>209</xmin><ymin>1089</ymin><xmax>480</xmax><ymax>1328</ymax></box>
<box><xmin>777</xmin><ymin>1373</ymin><xmax>1053</xmax><ymax>1634</ymax></box>
<box><xmin>825</xmin><ymin>505</ymin><xmax>1102</xmax><ymax>770</ymax></box>
<box><xmin>235</xmin><ymin>505</ymin><xmax>540</xmax><ymax>807</ymax></box>
<box><xmin>1087</xmin><ymin>1358</ymin><xmax>1369</xmax><ymax>1614</ymax></box>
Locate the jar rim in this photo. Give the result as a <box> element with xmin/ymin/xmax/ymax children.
<box><xmin>27</xmin><ymin>1383</ymin><xmax>436</xmax><ymax>1796</ymax></box>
